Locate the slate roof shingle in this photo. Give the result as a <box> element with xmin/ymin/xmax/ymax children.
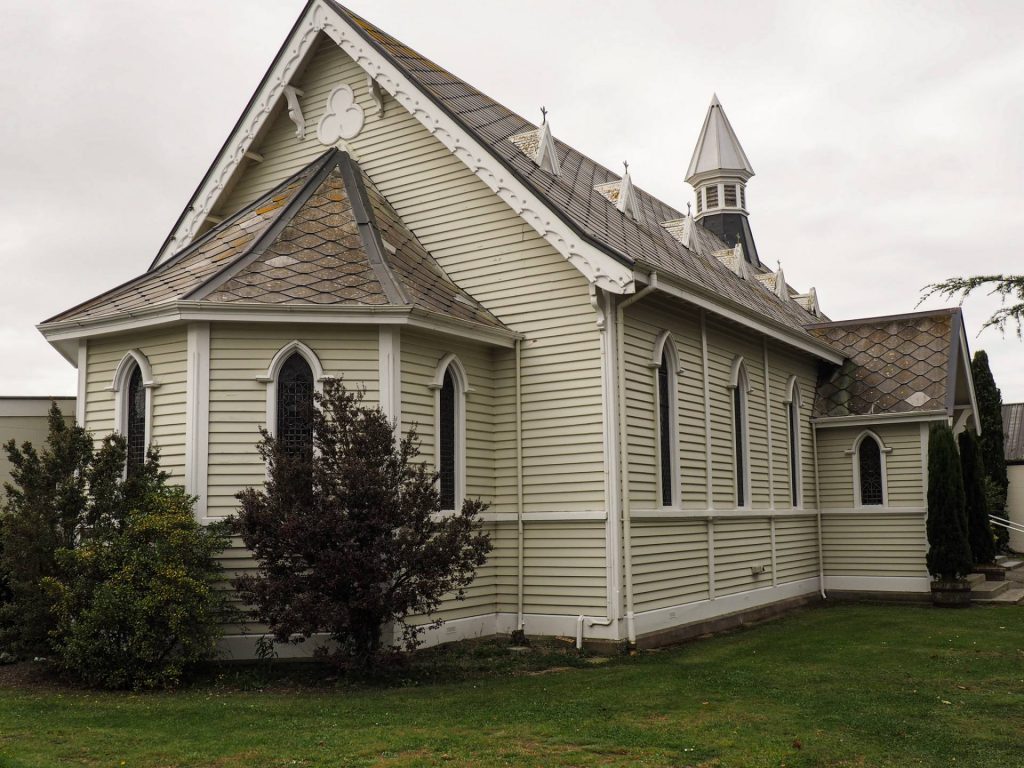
<box><xmin>46</xmin><ymin>150</ymin><xmax>506</xmax><ymax>332</ymax></box>
<box><xmin>806</xmin><ymin>309</ymin><xmax>959</xmax><ymax>418</ymax></box>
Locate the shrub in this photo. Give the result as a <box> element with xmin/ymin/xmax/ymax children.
<box><xmin>0</xmin><ymin>404</ymin><xmax>92</xmax><ymax>655</ymax></box>
<box><xmin>47</xmin><ymin>487</ymin><xmax>230</xmax><ymax>690</ymax></box>
<box><xmin>959</xmin><ymin>430</ymin><xmax>996</xmax><ymax>565</ymax></box>
<box><xmin>926</xmin><ymin>423</ymin><xmax>972</xmax><ymax>581</ymax></box>
<box><xmin>231</xmin><ymin>379</ymin><xmax>492</xmax><ymax>669</ymax></box>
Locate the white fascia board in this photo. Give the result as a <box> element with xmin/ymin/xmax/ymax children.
<box><xmin>958</xmin><ymin>324</ymin><xmax>982</xmax><ymax>434</ymax></box>
<box><xmin>38</xmin><ymin>302</ymin><xmax>518</xmax><ymax>349</ymax></box>
<box><xmin>812</xmin><ymin>410</ymin><xmax>948</xmax><ymax>429</ymax></box>
<box><xmin>643</xmin><ymin>269</ymin><xmax>844</xmax><ymax>365</ymax></box>
<box><xmin>153</xmin><ymin>0</ymin><xmax>635</xmax><ymax>295</ymax></box>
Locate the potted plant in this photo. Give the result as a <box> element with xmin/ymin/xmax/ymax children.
<box><xmin>927</xmin><ymin>423</ymin><xmax>973</xmax><ymax>607</ymax></box>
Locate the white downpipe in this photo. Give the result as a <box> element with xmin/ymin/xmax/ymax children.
<box><xmin>515</xmin><ymin>337</ymin><xmax>525</xmax><ymax>632</ymax></box>
<box><xmin>811</xmin><ymin>424</ymin><xmax>827</xmax><ymax>599</ymax></box>
<box><xmin>615</xmin><ymin>272</ymin><xmax>659</xmax><ymax>646</ymax></box>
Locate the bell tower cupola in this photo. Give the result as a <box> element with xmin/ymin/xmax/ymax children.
<box><xmin>686</xmin><ymin>95</ymin><xmax>760</xmax><ymax>267</ymax></box>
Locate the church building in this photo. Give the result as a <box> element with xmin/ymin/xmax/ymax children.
<box><xmin>39</xmin><ymin>1</ymin><xmax>980</xmax><ymax>654</ymax></box>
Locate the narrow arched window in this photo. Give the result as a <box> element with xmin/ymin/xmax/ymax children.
<box><xmin>657</xmin><ymin>349</ymin><xmax>674</xmax><ymax>507</ymax></box>
<box><xmin>439</xmin><ymin>369</ymin><xmax>457</xmax><ymax>510</ymax></box>
<box><xmin>858</xmin><ymin>436</ymin><xmax>884</xmax><ymax>506</ymax></box>
<box><xmin>731</xmin><ymin>362</ymin><xmax>749</xmax><ymax>508</ymax></box>
<box><xmin>126</xmin><ymin>364</ymin><xmax>147</xmax><ymax>475</ymax></box>
<box><xmin>277</xmin><ymin>353</ymin><xmax>314</xmax><ymax>458</ymax></box>
<box><xmin>786</xmin><ymin>382</ymin><xmax>802</xmax><ymax>508</ymax></box>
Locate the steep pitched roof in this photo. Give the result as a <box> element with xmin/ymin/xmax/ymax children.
<box><xmin>46</xmin><ymin>149</ymin><xmax>504</xmax><ymax>331</ymax></box>
<box><xmin>1002</xmin><ymin>403</ymin><xmax>1024</xmax><ymax>464</ymax></box>
<box><xmin>686</xmin><ymin>94</ymin><xmax>755</xmax><ymax>182</ymax></box>
<box><xmin>325</xmin><ymin>2</ymin><xmax>827</xmax><ymax>342</ymax></box>
<box><xmin>806</xmin><ymin>309</ymin><xmax>964</xmax><ymax>418</ymax></box>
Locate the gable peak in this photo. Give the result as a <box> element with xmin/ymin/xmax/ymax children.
<box><xmin>509</xmin><ymin>117</ymin><xmax>561</xmax><ymax>176</ymax></box>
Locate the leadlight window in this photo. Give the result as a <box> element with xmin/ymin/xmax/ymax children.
<box><xmin>706</xmin><ymin>184</ymin><xmax>719</xmax><ymax>208</ymax></box>
<box><xmin>724</xmin><ymin>184</ymin><xmax>737</xmax><ymax>207</ymax></box>
<box><xmin>126</xmin><ymin>364</ymin><xmax>146</xmax><ymax>475</ymax></box>
<box><xmin>733</xmin><ymin>383</ymin><xmax>747</xmax><ymax>507</ymax></box>
<box><xmin>859</xmin><ymin>436</ymin><xmax>884</xmax><ymax>506</ymax></box>
<box><xmin>439</xmin><ymin>369</ymin><xmax>456</xmax><ymax>510</ymax></box>
<box><xmin>276</xmin><ymin>353</ymin><xmax>314</xmax><ymax>458</ymax></box>
<box><xmin>787</xmin><ymin>400</ymin><xmax>800</xmax><ymax>507</ymax></box>
<box><xmin>658</xmin><ymin>349</ymin><xmax>673</xmax><ymax>507</ymax></box>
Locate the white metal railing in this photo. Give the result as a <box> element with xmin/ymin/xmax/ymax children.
<box><xmin>989</xmin><ymin>514</ymin><xmax>1024</xmax><ymax>535</ymax></box>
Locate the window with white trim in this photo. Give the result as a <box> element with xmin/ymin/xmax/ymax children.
<box><xmin>652</xmin><ymin>331</ymin><xmax>680</xmax><ymax>508</ymax></box>
<box><xmin>785</xmin><ymin>378</ymin><xmax>803</xmax><ymax>508</ymax></box>
<box><xmin>433</xmin><ymin>355</ymin><xmax>467</xmax><ymax>512</ymax></box>
<box><xmin>276</xmin><ymin>353</ymin><xmax>314</xmax><ymax>458</ymax></box>
<box><xmin>126</xmin><ymin>363</ymin><xmax>147</xmax><ymax>474</ymax></box>
<box><xmin>439</xmin><ymin>369</ymin><xmax>457</xmax><ymax>510</ymax></box>
<box><xmin>730</xmin><ymin>360</ymin><xmax>750</xmax><ymax>508</ymax></box>
<box><xmin>858</xmin><ymin>435</ymin><xmax>884</xmax><ymax>506</ymax></box>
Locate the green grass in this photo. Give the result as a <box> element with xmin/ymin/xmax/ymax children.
<box><xmin>1</xmin><ymin>603</ymin><xmax>1022</xmax><ymax>767</ymax></box>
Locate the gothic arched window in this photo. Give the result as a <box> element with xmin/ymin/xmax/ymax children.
<box><xmin>276</xmin><ymin>353</ymin><xmax>314</xmax><ymax>458</ymax></box>
<box><xmin>126</xmin><ymin>363</ymin><xmax>147</xmax><ymax>475</ymax></box>
<box><xmin>439</xmin><ymin>368</ymin><xmax>457</xmax><ymax>511</ymax></box>
<box><xmin>731</xmin><ymin>360</ymin><xmax>750</xmax><ymax>508</ymax></box>
<box><xmin>858</xmin><ymin>435</ymin><xmax>884</xmax><ymax>506</ymax></box>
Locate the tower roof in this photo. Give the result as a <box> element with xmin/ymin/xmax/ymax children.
<box><xmin>686</xmin><ymin>95</ymin><xmax>754</xmax><ymax>183</ymax></box>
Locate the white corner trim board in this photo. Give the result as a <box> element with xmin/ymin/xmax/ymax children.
<box><xmin>154</xmin><ymin>0</ymin><xmax>634</xmax><ymax>295</ymax></box>
<box><xmin>185</xmin><ymin>323</ymin><xmax>211</xmax><ymax>518</ymax></box>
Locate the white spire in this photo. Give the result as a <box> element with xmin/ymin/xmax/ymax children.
<box><xmin>686</xmin><ymin>94</ymin><xmax>754</xmax><ymax>184</ymax></box>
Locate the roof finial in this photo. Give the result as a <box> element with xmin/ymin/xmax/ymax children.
<box><xmin>540</xmin><ymin>106</ymin><xmax>548</xmax><ymax>125</ymax></box>
<box><xmin>687</xmin><ymin>201</ymin><xmax>692</xmax><ymax>216</ymax></box>
<box><xmin>623</xmin><ymin>160</ymin><xmax>629</xmax><ymax>176</ymax></box>
<box><xmin>776</xmin><ymin>259</ymin><xmax>782</xmax><ymax>271</ymax></box>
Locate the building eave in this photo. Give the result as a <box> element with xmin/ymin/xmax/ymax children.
<box><xmin>38</xmin><ymin>301</ymin><xmax>519</xmax><ymax>350</ymax></box>
<box><xmin>812</xmin><ymin>410</ymin><xmax>950</xmax><ymax>429</ymax></box>
<box><xmin>637</xmin><ymin>267</ymin><xmax>844</xmax><ymax>365</ymax></box>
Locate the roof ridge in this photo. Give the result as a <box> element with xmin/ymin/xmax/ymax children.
<box><xmin>183</xmin><ymin>149</ymin><xmax>342</xmax><ymax>302</ymax></box>
<box><xmin>805</xmin><ymin>307</ymin><xmax>960</xmax><ymax>329</ymax></box>
<box><xmin>336</xmin><ymin>152</ymin><xmax>409</xmax><ymax>305</ymax></box>
<box><xmin>40</xmin><ymin>151</ymin><xmax>337</xmax><ymax>325</ymax></box>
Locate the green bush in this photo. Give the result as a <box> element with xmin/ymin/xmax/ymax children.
<box><xmin>47</xmin><ymin>487</ymin><xmax>230</xmax><ymax>690</ymax></box>
<box><xmin>926</xmin><ymin>423</ymin><xmax>972</xmax><ymax>581</ymax></box>
<box><xmin>958</xmin><ymin>430</ymin><xmax>996</xmax><ymax>565</ymax></box>
<box><xmin>972</xmin><ymin>351</ymin><xmax>1009</xmax><ymax>549</ymax></box>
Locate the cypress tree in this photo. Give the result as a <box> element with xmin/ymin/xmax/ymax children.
<box><xmin>926</xmin><ymin>423</ymin><xmax>972</xmax><ymax>581</ymax></box>
<box><xmin>972</xmin><ymin>350</ymin><xmax>1009</xmax><ymax>546</ymax></box>
<box><xmin>958</xmin><ymin>430</ymin><xmax>996</xmax><ymax>565</ymax></box>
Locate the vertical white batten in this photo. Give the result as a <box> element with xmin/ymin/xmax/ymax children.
<box><xmin>596</xmin><ymin>289</ymin><xmax>622</xmax><ymax>634</ymax></box>
<box><xmin>700</xmin><ymin>311</ymin><xmax>714</xmax><ymax>508</ymax></box>
<box><xmin>185</xmin><ymin>322</ymin><xmax>211</xmax><ymax>520</ymax></box>
<box><xmin>378</xmin><ymin>326</ymin><xmax>402</xmax><ymax>430</ymax></box>
<box><xmin>763</xmin><ymin>338</ymin><xmax>775</xmax><ymax>508</ymax></box>
<box><xmin>76</xmin><ymin>340</ymin><xmax>88</xmax><ymax>427</ymax></box>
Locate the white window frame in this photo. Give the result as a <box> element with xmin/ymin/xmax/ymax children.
<box><xmin>728</xmin><ymin>356</ymin><xmax>752</xmax><ymax>509</ymax></box>
<box><xmin>429</xmin><ymin>353</ymin><xmax>469</xmax><ymax>512</ymax></box>
<box><xmin>846</xmin><ymin>429</ymin><xmax>892</xmax><ymax>508</ymax></box>
<box><xmin>783</xmin><ymin>375</ymin><xmax>804</xmax><ymax>509</ymax></box>
<box><xmin>650</xmin><ymin>330</ymin><xmax>681</xmax><ymax>509</ymax></box>
<box><xmin>257</xmin><ymin>340</ymin><xmax>326</xmax><ymax>438</ymax></box>
<box><xmin>109</xmin><ymin>349</ymin><xmax>159</xmax><ymax>451</ymax></box>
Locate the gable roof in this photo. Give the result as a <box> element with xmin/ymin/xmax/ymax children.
<box><xmin>1003</xmin><ymin>403</ymin><xmax>1024</xmax><ymax>464</ymax></box>
<box><xmin>45</xmin><ymin>149</ymin><xmax>504</xmax><ymax>332</ymax></box>
<box><xmin>144</xmin><ymin>0</ymin><xmax>839</xmax><ymax>362</ymax></box>
<box><xmin>806</xmin><ymin>308</ymin><xmax>970</xmax><ymax>419</ymax></box>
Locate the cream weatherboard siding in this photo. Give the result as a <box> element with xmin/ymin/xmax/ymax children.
<box><xmin>84</xmin><ymin>328</ymin><xmax>188</xmax><ymax>481</ymax></box>
<box><xmin>206</xmin><ymin>322</ymin><xmax>379</xmax><ymax>519</ymax></box>
<box><xmin>816</xmin><ymin>421</ymin><xmax>931</xmax><ymax>581</ymax></box>
<box><xmin>0</xmin><ymin>398</ymin><xmax>76</xmax><ymax>489</ymax></box>
<box><xmin>214</xmin><ymin>38</ymin><xmax>610</xmax><ymax>621</ymax></box>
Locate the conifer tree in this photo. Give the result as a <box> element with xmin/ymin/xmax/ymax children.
<box><xmin>972</xmin><ymin>351</ymin><xmax>1009</xmax><ymax>547</ymax></box>
<box><xmin>926</xmin><ymin>423</ymin><xmax>972</xmax><ymax>581</ymax></box>
<box><xmin>958</xmin><ymin>430</ymin><xmax>996</xmax><ymax>565</ymax></box>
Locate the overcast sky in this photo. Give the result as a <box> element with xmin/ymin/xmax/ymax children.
<box><xmin>2</xmin><ymin>0</ymin><xmax>1022</xmax><ymax>401</ymax></box>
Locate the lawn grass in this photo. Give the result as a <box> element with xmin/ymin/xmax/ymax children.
<box><xmin>0</xmin><ymin>603</ymin><xmax>1022</xmax><ymax>767</ymax></box>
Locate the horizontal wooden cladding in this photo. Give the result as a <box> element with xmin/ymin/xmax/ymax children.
<box><xmin>522</xmin><ymin>523</ymin><xmax>607</xmax><ymax>613</ymax></box>
<box><xmin>622</xmin><ymin>299</ymin><xmax>820</xmax><ymax>513</ymax></box>
<box><xmin>822</xmin><ymin>513</ymin><xmax>928</xmax><ymax>577</ymax></box>
<box><xmin>632</xmin><ymin>520</ymin><xmax>709</xmax><ymax>611</ymax></box>
<box><xmin>816</xmin><ymin>422</ymin><xmax>926</xmax><ymax>510</ymax></box>
<box><xmin>85</xmin><ymin>328</ymin><xmax>188</xmax><ymax>481</ymax></box>
<box><xmin>774</xmin><ymin>517</ymin><xmax>821</xmax><ymax>582</ymax></box>
<box><xmin>714</xmin><ymin>519</ymin><xmax>773</xmax><ymax>596</ymax></box>
<box><xmin>206</xmin><ymin>323</ymin><xmax>378</xmax><ymax>518</ymax></box>
<box><xmin>222</xmin><ymin>38</ymin><xmax>608</xmax><ymax>518</ymax></box>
